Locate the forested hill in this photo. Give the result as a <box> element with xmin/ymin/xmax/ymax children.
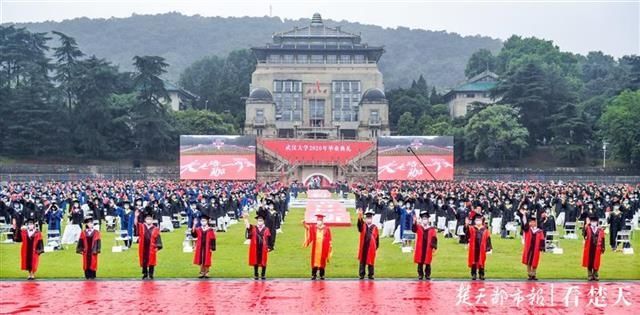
<box><xmin>10</xmin><ymin>12</ymin><xmax>503</xmax><ymax>88</ymax></box>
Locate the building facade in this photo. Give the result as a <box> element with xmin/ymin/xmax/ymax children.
<box><xmin>163</xmin><ymin>81</ymin><xmax>198</xmax><ymax>111</ymax></box>
<box><xmin>444</xmin><ymin>70</ymin><xmax>499</xmax><ymax>118</ymax></box>
<box><xmin>244</xmin><ymin>13</ymin><xmax>390</xmax><ymax>140</ymax></box>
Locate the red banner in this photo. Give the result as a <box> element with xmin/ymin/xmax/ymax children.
<box><xmin>378</xmin><ymin>155</ymin><xmax>454</xmax><ymax>180</ymax></box>
<box><xmin>180</xmin><ymin>155</ymin><xmax>256</xmax><ymax>180</ymax></box>
<box><xmin>260</xmin><ymin>139</ymin><xmax>374</xmax><ymax>164</ymax></box>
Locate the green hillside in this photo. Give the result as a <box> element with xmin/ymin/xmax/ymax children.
<box><xmin>8</xmin><ymin>12</ymin><xmax>503</xmax><ymax>89</ymax></box>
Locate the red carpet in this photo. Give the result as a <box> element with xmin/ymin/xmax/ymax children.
<box><xmin>303</xmin><ymin>189</ymin><xmax>351</xmax><ymax>226</ymax></box>
<box><xmin>304</xmin><ymin>199</ymin><xmax>351</xmax><ymax>226</ymax></box>
<box><xmin>306</xmin><ymin>190</ymin><xmax>332</xmax><ymax>199</ymax></box>
<box><xmin>0</xmin><ymin>280</ymin><xmax>638</xmax><ymax>314</ymax></box>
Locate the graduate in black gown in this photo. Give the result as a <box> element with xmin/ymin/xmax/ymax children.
<box><xmin>607</xmin><ymin>202</ymin><xmax>624</xmax><ymax>251</ymax></box>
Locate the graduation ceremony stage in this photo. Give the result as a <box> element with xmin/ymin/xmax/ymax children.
<box><xmin>1</xmin><ymin>280</ymin><xmax>638</xmax><ymax>314</ymax></box>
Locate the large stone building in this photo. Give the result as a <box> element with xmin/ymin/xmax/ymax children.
<box><xmin>244</xmin><ymin>13</ymin><xmax>390</xmax><ymax>140</ymax></box>
<box><xmin>444</xmin><ymin>70</ymin><xmax>499</xmax><ymax>118</ymax></box>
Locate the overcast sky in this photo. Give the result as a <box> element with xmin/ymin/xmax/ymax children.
<box><xmin>1</xmin><ymin>0</ymin><xmax>638</xmax><ymax>57</ymax></box>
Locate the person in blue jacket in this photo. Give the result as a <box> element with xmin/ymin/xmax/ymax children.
<box><xmin>186</xmin><ymin>200</ymin><xmax>202</xmax><ymax>230</ymax></box>
<box><xmin>397</xmin><ymin>201</ymin><xmax>416</xmax><ymax>245</ymax></box>
<box><xmin>44</xmin><ymin>200</ymin><xmax>63</xmax><ymax>244</ymax></box>
<box><xmin>115</xmin><ymin>200</ymin><xmax>135</xmax><ymax>248</ymax></box>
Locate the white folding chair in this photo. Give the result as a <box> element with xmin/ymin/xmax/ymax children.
<box><xmin>160</xmin><ymin>216</ymin><xmax>174</xmax><ymax>232</ymax></box>
<box><xmin>505</xmin><ymin>221</ymin><xmax>518</xmax><ymax>238</ymax></box>
<box><xmin>113</xmin><ymin>230</ymin><xmax>130</xmax><ymax>252</ymax></box>
<box><xmin>437</xmin><ymin>217</ymin><xmax>446</xmax><ymax>230</ymax></box>
<box><xmin>491</xmin><ymin>218</ymin><xmax>502</xmax><ymax>235</ymax></box>
<box><xmin>373</xmin><ymin>214</ymin><xmax>382</xmax><ymax>229</ymax></box>
<box><xmin>0</xmin><ymin>220</ymin><xmax>13</xmax><ymax>243</ymax></box>
<box><xmin>382</xmin><ymin>219</ymin><xmax>395</xmax><ymax>238</ymax></box>
<box><xmin>564</xmin><ymin>222</ymin><xmax>577</xmax><ymax>239</ymax></box>
<box><xmin>447</xmin><ymin>221</ymin><xmax>457</xmax><ymax>237</ymax></box>
<box><xmin>105</xmin><ymin>216</ymin><xmax>116</xmax><ymax>232</ymax></box>
<box><xmin>616</xmin><ymin>230</ymin><xmax>634</xmax><ymax>254</ymax></box>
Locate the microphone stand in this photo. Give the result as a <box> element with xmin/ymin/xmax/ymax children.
<box><xmin>406</xmin><ymin>146</ymin><xmax>437</xmax><ymax>181</ymax></box>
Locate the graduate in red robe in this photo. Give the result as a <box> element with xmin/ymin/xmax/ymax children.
<box><xmin>412</xmin><ymin>210</ymin><xmax>438</xmax><ymax>280</ymax></box>
<box><xmin>191</xmin><ymin>215</ymin><xmax>217</xmax><ymax>278</ymax></box>
<box><xmin>76</xmin><ymin>217</ymin><xmax>101</xmax><ymax>279</ymax></box>
<box><xmin>245</xmin><ymin>213</ymin><xmax>271</xmax><ymax>280</ymax></box>
<box><xmin>582</xmin><ymin>214</ymin><xmax>606</xmax><ymax>281</ymax></box>
<box><xmin>519</xmin><ymin>212</ymin><xmax>545</xmax><ymax>280</ymax></box>
<box><xmin>303</xmin><ymin>214</ymin><xmax>332</xmax><ymax>280</ymax></box>
<box><xmin>464</xmin><ymin>213</ymin><xmax>492</xmax><ymax>280</ymax></box>
<box><xmin>19</xmin><ymin>219</ymin><xmax>44</xmax><ymax>280</ymax></box>
<box><xmin>138</xmin><ymin>212</ymin><xmax>163</xmax><ymax>280</ymax></box>
<box><xmin>357</xmin><ymin>209</ymin><xmax>379</xmax><ymax>280</ymax></box>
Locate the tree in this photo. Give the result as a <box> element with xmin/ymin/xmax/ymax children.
<box><xmin>172</xmin><ymin>110</ymin><xmax>237</xmax><ymax>135</ymax></box>
<box><xmin>493</xmin><ymin>62</ymin><xmax>547</xmax><ymax>144</ymax></box>
<box><xmin>548</xmin><ymin>102</ymin><xmax>592</xmax><ymax>165</ymax></box>
<box><xmin>386</xmin><ymin>76</ymin><xmax>432</xmax><ymax>131</ymax></box>
<box><xmin>0</xmin><ymin>26</ymin><xmax>64</xmax><ymax>156</ymax></box>
<box><xmin>598</xmin><ymin>90</ymin><xmax>640</xmax><ymax>165</ymax></box>
<box><xmin>132</xmin><ymin>55</ymin><xmax>174</xmax><ymax>159</ymax></box>
<box><xmin>619</xmin><ymin>55</ymin><xmax>640</xmax><ymax>91</ymax></box>
<box><xmin>413</xmin><ymin>74</ymin><xmax>429</xmax><ymax>96</ymax></box>
<box><xmin>397</xmin><ymin>112</ymin><xmax>417</xmax><ymax>135</ymax></box>
<box><xmin>424</xmin><ymin>121</ymin><xmax>454</xmax><ymax>136</ymax></box>
<box><xmin>106</xmin><ymin>92</ymin><xmax>137</xmax><ymax>156</ymax></box>
<box><xmin>580</xmin><ymin>51</ymin><xmax>615</xmax><ymax>83</ymax></box>
<box><xmin>465</xmin><ymin>49</ymin><xmax>497</xmax><ymax>78</ymax></box>
<box><xmin>179</xmin><ymin>50</ymin><xmax>256</xmax><ymax>125</ymax></box>
<box><xmin>52</xmin><ymin>31</ymin><xmax>84</xmax><ymax>113</ymax></box>
<box><xmin>430</xmin><ymin>104</ymin><xmax>449</xmax><ymax>117</ymax></box>
<box><xmin>429</xmin><ymin>86</ymin><xmax>443</xmax><ymax>105</ymax></box>
<box><xmin>72</xmin><ymin>56</ymin><xmax>122</xmax><ymax>158</ymax></box>
<box><xmin>464</xmin><ymin>105</ymin><xmax>529</xmax><ymax>164</ymax></box>
<box><xmin>495</xmin><ymin>35</ymin><xmax>579</xmax><ymax>78</ymax></box>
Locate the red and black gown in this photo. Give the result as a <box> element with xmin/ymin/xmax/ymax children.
<box><xmin>412</xmin><ymin>224</ymin><xmax>438</xmax><ymax>265</ymax></box>
<box><xmin>582</xmin><ymin>226</ymin><xmax>606</xmax><ymax>270</ymax></box>
<box><xmin>521</xmin><ymin>223</ymin><xmax>545</xmax><ymax>268</ymax></box>
<box><xmin>76</xmin><ymin>229</ymin><xmax>101</xmax><ymax>271</ymax></box>
<box><xmin>465</xmin><ymin>225</ymin><xmax>492</xmax><ymax>268</ymax></box>
<box><xmin>192</xmin><ymin>227</ymin><xmax>216</xmax><ymax>267</ymax></box>
<box><xmin>357</xmin><ymin>217</ymin><xmax>379</xmax><ymax>265</ymax></box>
<box><xmin>247</xmin><ymin>225</ymin><xmax>270</xmax><ymax>267</ymax></box>
<box><xmin>20</xmin><ymin>229</ymin><xmax>44</xmax><ymax>272</ymax></box>
<box><xmin>138</xmin><ymin>223</ymin><xmax>163</xmax><ymax>267</ymax></box>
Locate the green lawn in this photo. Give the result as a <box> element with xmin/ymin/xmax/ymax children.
<box><xmin>1</xmin><ymin>208</ymin><xmax>639</xmax><ymax>280</ymax></box>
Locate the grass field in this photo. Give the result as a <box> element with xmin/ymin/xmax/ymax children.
<box><xmin>1</xmin><ymin>208</ymin><xmax>639</xmax><ymax>280</ymax></box>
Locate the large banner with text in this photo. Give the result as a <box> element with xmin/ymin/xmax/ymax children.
<box><xmin>260</xmin><ymin>139</ymin><xmax>374</xmax><ymax>165</ymax></box>
<box><xmin>377</xmin><ymin>136</ymin><xmax>454</xmax><ymax>180</ymax></box>
<box><xmin>180</xmin><ymin>135</ymin><xmax>256</xmax><ymax>180</ymax></box>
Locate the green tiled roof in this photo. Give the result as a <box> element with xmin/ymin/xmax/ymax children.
<box><xmin>453</xmin><ymin>81</ymin><xmax>496</xmax><ymax>92</ymax></box>
<box><xmin>163</xmin><ymin>80</ymin><xmax>180</xmax><ymax>91</ymax></box>
<box><xmin>163</xmin><ymin>80</ymin><xmax>198</xmax><ymax>99</ymax></box>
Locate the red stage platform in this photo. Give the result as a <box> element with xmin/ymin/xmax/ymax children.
<box><xmin>0</xmin><ymin>280</ymin><xmax>637</xmax><ymax>314</ymax></box>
